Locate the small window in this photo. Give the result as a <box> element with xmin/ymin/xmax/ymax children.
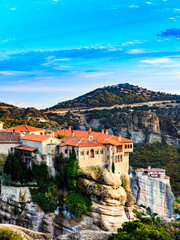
<box><xmin>130</xmin><ymin>144</ymin><xmax>132</xmax><ymax>148</ymax></box>
<box><xmin>81</xmin><ymin>151</ymin><xmax>84</xmax><ymax>155</ymax></box>
<box><xmin>87</xmin><ymin>150</ymin><xmax>89</xmax><ymax>155</ymax></box>
<box><xmin>101</xmin><ymin>150</ymin><xmax>103</xmax><ymax>154</ymax></box>
<box><xmin>96</xmin><ymin>150</ymin><xmax>99</xmax><ymax>154</ymax></box>
<box><xmin>90</xmin><ymin>149</ymin><xmax>94</xmax><ymax>158</ymax></box>
<box><xmin>65</xmin><ymin>149</ymin><xmax>68</xmax><ymax>154</ymax></box>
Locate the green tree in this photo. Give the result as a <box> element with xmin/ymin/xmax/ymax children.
<box><xmin>3</xmin><ymin>151</ymin><xmax>32</xmax><ymax>182</ymax></box>
<box><xmin>109</xmin><ymin>218</ymin><xmax>172</xmax><ymax>240</ymax></box>
<box><xmin>67</xmin><ymin>148</ymin><xmax>80</xmax><ymax>190</ymax></box>
<box><xmin>111</xmin><ymin>162</ymin><xmax>115</xmax><ymax>173</ymax></box>
<box><xmin>0</xmin><ymin>153</ymin><xmax>6</xmax><ymax>175</ymax></box>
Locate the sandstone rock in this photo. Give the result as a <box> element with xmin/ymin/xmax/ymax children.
<box><xmin>56</xmin><ymin>230</ymin><xmax>111</xmax><ymax>240</ymax></box>
<box><xmin>0</xmin><ymin>224</ymin><xmax>52</xmax><ymax>240</ymax></box>
<box><xmin>78</xmin><ymin>166</ymin><xmax>136</xmax><ymax>231</ymax></box>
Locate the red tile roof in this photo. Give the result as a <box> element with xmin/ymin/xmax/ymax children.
<box><xmin>136</xmin><ymin>168</ymin><xmax>165</xmax><ymax>172</ymax></box>
<box><xmin>0</xmin><ymin>132</ymin><xmax>20</xmax><ymax>143</ymax></box>
<box><xmin>55</xmin><ymin>129</ymin><xmax>134</xmax><ymax>146</ymax></box>
<box><xmin>1</xmin><ymin>125</ymin><xmax>45</xmax><ymax>133</ymax></box>
<box><xmin>59</xmin><ymin>136</ymin><xmax>102</xmax><ymax>147</ymax></box>
<box><xmin>15</xmin><ymin>145</ymin><xmax>37</xmax><ymax>151</ymax></box>
<box><xmin>20</xmin><ymin>134</ymin><xmax>52</xmax><ymax>142</ymax></box>
<box><xmin>0</xmin><ymin>121</ymin><xmax>4</xmax><ymax>124</ymax></box>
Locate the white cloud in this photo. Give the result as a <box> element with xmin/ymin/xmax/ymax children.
<box><xmin>0</xmin><ymin>71</ymin><xmax>12</xmax><ymax>75</ymax></box>
<box><xmin>84</xmin><ymin>72</ymin><xmax>113</xmax><ymax>78</ymax></box>
<box><xmin>174</xmin><ymin>8</ymin><xmax>180</xmax><ymax>12</ymax></box>
<box><xmin>129</xmin><ymin>5</ymin><xmax>139</xmax><ymax>8</ymax></box>
<box><xmin>127</xmin><ymin>49</ymin><xmax>144</xmax><ymax>54</ymax></box>
<box><xmin>10</xmin><ymin>8</ymin><xmax>16</xmax><ymax>10</ymax></box>
<box><xmin>140</xmin><ymin>58</ymin><xmax>171</xmax><ymax>64</ymax></box>
<box><xmin>146</xmin><ymin>2</ymin><xmax>152</xmax><ymax>4</ymax></box>
<box><xmin>122</xmin><ymin>40</ymin><xmax>144</xmax><ymax>46</ymax></box>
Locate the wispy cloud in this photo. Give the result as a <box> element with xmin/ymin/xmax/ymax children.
<box><xmin>1</xmin><ymin>86</ymin><xmax>77</xmax><ymax>92</ymax></box>
<box><xmin>127</xmin><ymin>49</ymin><xmax>144</xmax><ymax>54</ymax></box>
<box><xmin>140</xmin><ymin>58</ymin><xmax>171</xmax><ymax>64</ymax></box>
<box><xmin>129</xmin><ymin>5</ymin><xmax>139</xmax><ymax>8</ymax></box>
<box><xmin>10</xmin><ymin>7</ymin><xmax>17</xmax><ymax>11</ymax></box>
<box><xmin>146</xmin><ymin>2</ymin><xmax>152</xmax><ymax>4</ymax></box>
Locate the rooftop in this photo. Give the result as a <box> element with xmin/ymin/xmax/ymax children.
<box><xmin>1</xmin><ymin>125</ymin><xmax>45</xmax><ymax>133</ymax></box>
<box><xmin>0</xmin><ymin>132</ymin><xmax>20</xmax><ymax>143</ymax></box>
<box><xmin>15</xmin><ymin>145</ymin><xmax>37</xmax><ymax>152</ymax></box>
<box><xmin>55</xmin><ymin>128</ymin><xmax>134</xmax><ymax>146</ymax></box>
<box><xmin>20</xmin><ymin>134</ymin><xmax>52</xmax><ymax>142</ymax></box>
<box><xmin>59</xmin><ymin>136</ymin><xmax>102</xmax><ymax>147</ymax></box>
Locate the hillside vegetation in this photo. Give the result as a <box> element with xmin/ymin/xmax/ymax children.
<box><xmin>50</xmin><ymin>83</ymin><xmax>180</xmax><ymax>110</ymax></box>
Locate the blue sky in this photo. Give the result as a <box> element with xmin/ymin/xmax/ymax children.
<box><xmin>0</xmin><ymin>0</ymin><xmax>180</xmax><ymax>108</ymax></box>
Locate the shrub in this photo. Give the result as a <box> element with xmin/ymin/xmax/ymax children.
<box><xmin>67</xmin><ymin>191</ymin><xmax>92</xmax><ymax>218</ymax></box>
<box><xmin>121</xmin><ymin>179</ymin><xmax>127</xmax><ymax>192</ymax></box>
<box><xmin>0</xmin><ymin>228</ymin><xmax>23</xmax><ymax>240</ymax></box>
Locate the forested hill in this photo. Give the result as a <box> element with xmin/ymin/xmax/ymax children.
<box><xmin>49</xmin><ymin>83</ymin><xmax>180</xmax><ymax>110</ymax></box>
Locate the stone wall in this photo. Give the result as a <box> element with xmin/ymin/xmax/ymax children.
<box><xmin>1</xmin><ymin>185</ymin><xmax>31</xmax><ymax>202</ymax></box>
<box><xmin>0</xmin><ymin>143</ymin><xmax>19</xmax><ymax>155</ymax></box>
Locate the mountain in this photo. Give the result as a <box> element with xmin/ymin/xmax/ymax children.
<box><xmin>49</xmin><ymin>83</ymin><xmax>180</xmax><ymax>110</ymax></box>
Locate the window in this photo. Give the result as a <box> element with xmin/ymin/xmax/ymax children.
<box><xmin>90</xmin><ymin>149</ymin><xmax>94</xmax><ymax>158</ymax></box>
<box><xmin>130</xmin><ymin>144</ymin><xmax>132</xmax><ymax>148</ymax></box>
<box><xmin>87</xmin><ymin>150</ymin><xmax>89</xmax><ymax>155</ymax></box>
<box><xmin>81</xmin><ymin>151</ymin><xmax>84</xmax><ymax>155</ymax></box>
<box><xmin>96</xmin><ymin>150</ymin><xmax>99</xmax><ymax>154</ymax></box>
<box><xmin>100</xmin><ymin>150</ymin><xmax>103</xmax><ymax>154</ymax></box>
<box><xmin>65</xmin><ymin>149</ymin><xmax>68</xmax><ymax>154</ymax></box>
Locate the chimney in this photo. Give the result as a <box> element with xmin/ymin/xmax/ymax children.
<box><xmin>101</xmin><ymin>129</ymin><xmax>104</xmax><ymax>134</ymax></box>
<box><xmin>148</xmin><ymin>166</ymin><xmax>151</xmax><ymax>170</ymax></box>
<box><xmin>71</xmin><ymin>130</ymin><xmax>75</xmax><ymax>137</ymax></box>
<box><xmin>118</xmin><ymin>134</ymin><xmax>122</xmax><ymax>141</ymax></box>
<box><xmin>88</xmin><ymin>127</ymin><xmax>92</xmax><ymax>132</ymax></box>
<box><xmin>68</xmin><ymin>126</ymin><xmax>71</xmax><ymax>130</ymax></box>
<box><xmin>61</xmin><ymin>127</ymin><xmax>65</xmax><ymax>134</ymax></box>
<box><xmin>88</xmin><ymin>132</ymin><xmax>93</xmax><ymax>141</ymax></box>
<box><xmin>105</xmin><ymin>129</ymin><xmax>108</xmax><ymax>135</ymax></box>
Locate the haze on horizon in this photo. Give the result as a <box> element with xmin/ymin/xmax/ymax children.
<box><xmin>0</xmin><ymin>0</ymin><xmax>180</xmax><ymax>108</ymax></box>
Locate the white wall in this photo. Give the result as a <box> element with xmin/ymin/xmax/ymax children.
<box><xmin>21</xmin><ymin>139</ymin><xmax>42</xmax><ymax>153</ymax></box>
<box><xmin>0</xmin><ymin>143</ymin><xmax>19</xmax><ymax>155</ymax></box>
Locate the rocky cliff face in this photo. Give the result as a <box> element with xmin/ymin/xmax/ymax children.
<box><xmin>77</xmin><ymin>166</ymin><xmax>136</xmax><ymax>232</ymax></box>
<box><xmin>130</xmin><ymin>175</ymin><xmax>174</xmax><ymax>218</ymax></box>
<box><xmin>0</xmin><ymin>224</ymin><xmax>52</xmax><ymax>240</ymax></box>
<box><xmin>89</xmin><ymin>109</ymin><xmax>180</xmax><ymax>148</ymax></box>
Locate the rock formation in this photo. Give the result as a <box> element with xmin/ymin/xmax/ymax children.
<box><xmin>77</xmin><ymin>166</ymin><xmax>136</xmax><ymax>231</ymax></box>
<box><xmin>56</xmin><ymin>230</ymin><xmax>111</xmax><ymax>240</ymax></box>
<box><xmin>130</xmin><ymin>174</ymin><xmax>174</xmax><ymax>218</ymax></box>
<box><xmin>0</xmin><ymin>224</ymin><xmax>52</xmax><ymax>240</ymax></box>
<box><xmin>89</xmin><ymin>109</ymin><xmax>180</xmax><ymax>148</ymax></box>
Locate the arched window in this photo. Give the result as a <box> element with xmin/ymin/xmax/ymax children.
<box><xmin>90</xmin><ymin>149</ymin><xmax>94</xmax><ymax>158</ymax></box>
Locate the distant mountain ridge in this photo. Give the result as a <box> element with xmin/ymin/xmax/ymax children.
<box><xmin>49</xmin><ymin>83</ymin><xmax>180</xmax><ymax>110</ymax></box>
